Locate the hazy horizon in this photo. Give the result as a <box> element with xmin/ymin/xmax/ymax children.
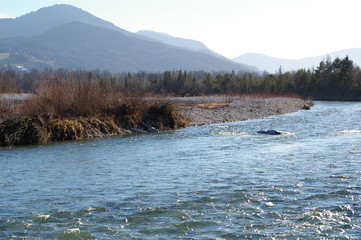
<box><xmin>2</xmin><ymin>0</ymin><xmax>360</xmax><ymax>59</ymax></box>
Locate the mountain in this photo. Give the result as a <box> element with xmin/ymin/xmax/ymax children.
<box><xmin>0</xmin><ymin>22</ymin><xmax>255</xmax><ymax>72</ymax></box>
<box><xmin>233</xmin><ymin>49</ymin><xmax>361</xmax><ymax>73</ymax></box>
<box><xmin>0</xmin><ymin>4</ymin><xmax>128</xmax><ymax>38</ymax></box>
<box><xmin>0</xmin><ymin>4</ymin><xmax>257</xmax><ymax>73</ymax></box>
<box><xmin>136</xmin><ymin>30</ymin><xmax>223</xmax><ymax>58</ymax></box>
<box><xmin>0</xmin><ymin>21</ymin><xmax>254</xmax><ymax>72</ymax></box>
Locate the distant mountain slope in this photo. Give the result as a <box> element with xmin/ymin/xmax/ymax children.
<box><xmin>136</xmin><ymin>30</ymin><xmax>259</xmax><ymax>72</ymax></box>
<box><xmin>0</xmin><ymin>4</ymin><xmax>258</xmax><ymax>73</ymax></box>
<box><xmin>136</xmin><ymin>30</ymin><xmax>222</xmax><ymax>57</ymax></box>
<box><xmin>0</xmin><ymin>4</ymin><xmax>128</xmax><ymax>39</ymax></box>
<box><xmin>234</xmin><ymin>49</ymin><xmax>361</xmax><ymax>73</ymax></box>
<box><xmin>0</xmin><ymin>22</ymin><xmax>254</xmax><ymax>72</ymax></box>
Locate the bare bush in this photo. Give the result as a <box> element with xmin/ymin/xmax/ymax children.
<box><xmin>33</xmin><ymin>78</ymin><xmax>122</xmax><ymax>117</ymax></box>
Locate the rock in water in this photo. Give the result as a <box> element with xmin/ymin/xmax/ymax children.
<box><xmin>257</xmin><ymin>130</ymin><xmax>281</xmax><ymax>135</ymax></box>
<box><xmin>147</xmin><ymin>127</ymin><xmax>159</xmax><ymax>133</ymax></box>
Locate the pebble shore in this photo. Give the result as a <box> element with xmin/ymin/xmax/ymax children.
<box><xmin>172</xmin><ymin>96</ymin><xmax>309</xmax><ymax>126</ymax></box>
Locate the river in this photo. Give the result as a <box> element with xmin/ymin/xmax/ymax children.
<box><xmin>0</xmin><ymin>101</ymin><xmax>360</xmax><ymax>239</ymax></box>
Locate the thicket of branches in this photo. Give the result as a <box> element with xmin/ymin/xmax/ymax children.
<box><xmin>1</xmin><ymin>55</ymin><xmax>361</xmax><ymax>100</ymax></box>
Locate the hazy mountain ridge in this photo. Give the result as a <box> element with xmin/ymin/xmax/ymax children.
<box><xmin>136</xmin><ymin>30</ymin><xmax>223</xmax><ymax>57</ymax></box>
<box><xmin>0</xmin><ymin>4</ymin><xmax>256</xmax><ymax>73</ymax></box>
<box><xmin>135</xmin><ymin>30</ymin><xmax>259</xmax><ymax>72</ymax></box>
<box><xmin>234</xmin><ymin>49</ymin><xmax>361</xmax><ymax>73</ymax></box>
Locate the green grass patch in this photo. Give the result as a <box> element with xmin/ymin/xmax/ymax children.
<box><xmin>0</xmin><ymin>53</ymin><xmax>10</xmax><ymax>60</ymax></box>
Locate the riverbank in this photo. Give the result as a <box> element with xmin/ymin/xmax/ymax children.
<box><xmin>0</xmin><ymin>100</ymin><xmax>187</xmax><ymax>147</ymax></box>
<box><xmin>0</xmin><ymin>95</ymin><xmax>311</xmax><ymax>147</ymax></box>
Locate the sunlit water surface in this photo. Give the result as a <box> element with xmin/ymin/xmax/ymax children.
<box><xmin>1</xmin><ymin>101</ymin><xmax>360</xmax><ymax>239</ymax></box>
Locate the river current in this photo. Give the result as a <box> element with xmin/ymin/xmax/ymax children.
<box><xmin>0</xmin><ymin>101</ymin><xmax>360</xmax><ymax>239</ymax></box>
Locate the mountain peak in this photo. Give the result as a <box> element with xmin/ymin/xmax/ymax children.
<box><xmin>0</xmin><ymin>4</ymin><xmax>123</xmax><ymax>38</ymax></box>
<box><xmin>25</xmin><ymin>4</ymin><xmax>81</xmax><ymax>13</ymax></box>
<box><xmin>17</xmin><ymin>4</ymin><xmax>90</xmax><ymax>22</ymax></box>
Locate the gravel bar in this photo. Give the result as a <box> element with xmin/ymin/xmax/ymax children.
<box><xmin>171</xmin><ymin>96</ymin><xmax>308</xmax><ymax>126</ymax></box>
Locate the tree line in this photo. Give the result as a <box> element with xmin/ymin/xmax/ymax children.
<box><xmin>1</xmin><ymin>55</ymin><xmax>361</xmax><ymax>100</ymax></box>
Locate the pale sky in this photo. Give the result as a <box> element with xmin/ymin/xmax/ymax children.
<box><xmin>1</xmin><ymin>0</ymin><xmax>360</xmax><ymax>59</ymax></box>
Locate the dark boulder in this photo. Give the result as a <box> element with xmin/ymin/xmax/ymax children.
<box><xmin>257</xmin><ymin>130</ymin><xmax>282</xmax><ymax>135</ymax></box>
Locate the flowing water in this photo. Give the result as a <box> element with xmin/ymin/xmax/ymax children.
<box><xmin>0</xmin><ymin>101</ymin><xmax>360</xmax><ymax>239</ymax></box>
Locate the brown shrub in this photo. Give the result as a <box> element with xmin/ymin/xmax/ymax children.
<box><xmin>33</xmin><ymin>78</ymin><xmax>122</xmax><ymax>117</ymax></box>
